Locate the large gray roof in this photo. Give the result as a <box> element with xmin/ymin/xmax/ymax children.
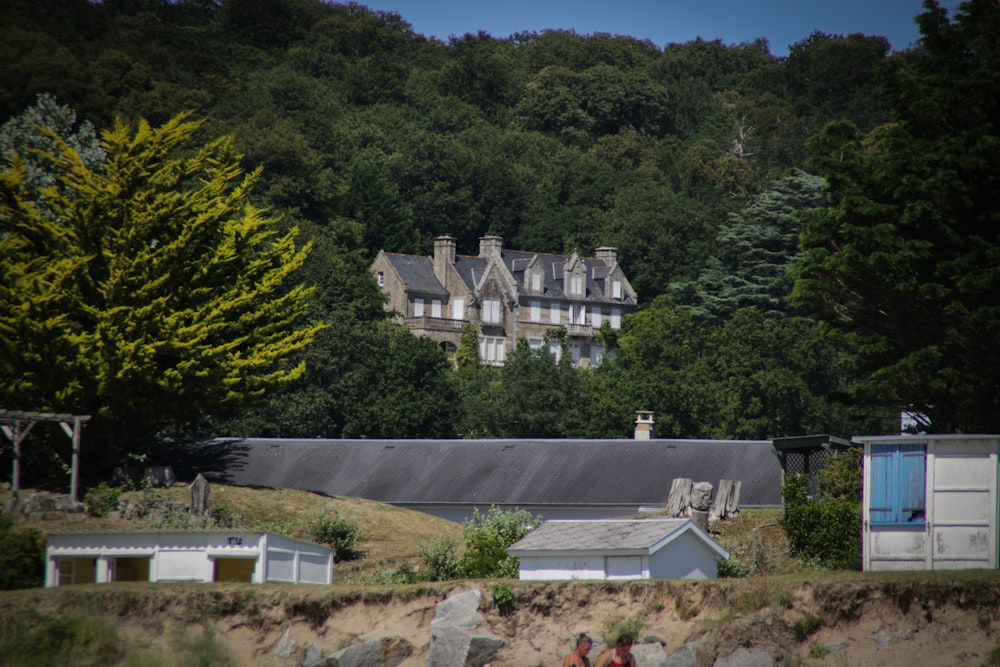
<box><xmin>169</xmin><ymin>438</ymin><xmax>782</xmax><ymax>508</ymax></box>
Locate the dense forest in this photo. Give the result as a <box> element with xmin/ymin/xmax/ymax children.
<box><xmin>1</xmin><ymin>0</ymin><xmax>997</xmax><ymax>482</ymax></box>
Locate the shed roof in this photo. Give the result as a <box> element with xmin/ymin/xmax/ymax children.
<box><xmin>168</xmin><ymin>438</ymin><xmax>781</xmax><ymax>508</ymax></box>
<box><xmin>508</xmin><ymin>519</ymin><xmax>729</xmax><ymax>558</ymax></box>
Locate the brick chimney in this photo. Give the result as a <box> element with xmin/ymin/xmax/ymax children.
<box><xmin>434</xmin><ymin>235</ymin><xmax>456</xmax><ymax>286</ymax></box>
<box><xmin>479</xmin><ymin>235</ymin><xmax>503</xmax><ymax>258</ymax></box>
<box><xmin>634</xmin><ymin>411</ymin><xmax>655</xmax><ymax>440</ymax></box>
<box><xmin>595</xmin><ymin>247</ymin><xmax>618</xmax><ymax>264</ymax></box>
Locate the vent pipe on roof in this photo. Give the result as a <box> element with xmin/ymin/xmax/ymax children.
<box><xmin>635</xmin><ymin>411</ymin><xmax>655</xmax><ymax>440</ymax></box>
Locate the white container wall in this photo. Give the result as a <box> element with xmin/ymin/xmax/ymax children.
<box><xmin>45</xmin><ymin>531</ymin><xmax>333</xmax><ymax>587</ymax></box>
<box><xmin>861</xmin><ymin>435</ymin><xmax>999</xmax><ymax>572</ymax></box>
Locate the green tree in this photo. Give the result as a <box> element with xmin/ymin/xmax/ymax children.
<box><xmin>793</xmin><ymin>0</ymin><xmax>1000</xmax><ymax>432</ymax></box>
<box><xmin>459</xmin><ymin>505</ymin><xmax>541</xmax><ymax>579</ymax></box>
<box><xmin>675</xmin><ymin>169</ymin><xmax>827</xmax><ymax>321</ymax></box>
<box><xmin>472</xmin><ymin>339</ymin><xmax>582</xmax><ymax>438</ymax></box>
<box><xmin>0</xmin><ymin>94</ymin><xmax>105</xmax><ymax>220</ymax></box>
<box><xmin>0</xmin><ymin>111</ymin><xmax>323</xmax><ymax>476</ymax></box>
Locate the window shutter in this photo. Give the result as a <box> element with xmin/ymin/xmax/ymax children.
<box><xmin>899</xmin><ymin>444</ymin><xmax>926</xmax><ymax>522</ymax></box>
<box><xmin>869</xmin><ymin>446</ymin><xmax>895</xmax><ymax>523</ymax></box>
<box><xmin>869</xmin><ymin>444</ymin><xmax>926</xmax><ymax>524</ymax></box>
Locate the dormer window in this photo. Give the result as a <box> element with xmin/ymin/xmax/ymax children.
<box><xmin>569</xmin><ymin>275</ymin><xmax>583</xmax><ymax>297</ymax></box>
<box><xmin>612</xmin><ymin>280</ymin><xmax>622</xmax><ymax>300</ymax></box>
<box><xmin>530</xmin><ymin>272</ymin><xmax>541</xmax><ymax>293</ymax></box>
<box><xmin>377</xmin><ymin>271</ymin><xmax>385</xmax><ymax>287</ymax></box>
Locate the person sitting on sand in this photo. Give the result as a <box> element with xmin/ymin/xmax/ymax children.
<box><xmin>594</xmin><ymin>634</ymin><xmax>637</xmax><ymax>667</ymax></box>
<box><xmin>562</xmin><ymin>633</ymin><xmax>593</xmax><ymax>667</ymax></box>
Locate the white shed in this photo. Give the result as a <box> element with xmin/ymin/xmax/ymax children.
<box><xmin>860</xmin><ymin>434</ymin><xmax>1000</xmax><ymax>571</ymax></box>
<box><xmin>45</xmin><ymin>531</ymin><xmax>334</xmax><ymax>587</ymax></box>
<box><xmin>508</xmin><ymin>519</ymin><xmax>729</xmax><ymax>581</ymax></box>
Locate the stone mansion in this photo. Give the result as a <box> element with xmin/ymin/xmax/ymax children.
<box><xmin>370</xmin><ymin>235</ymin><xmax>638</xmax><ymax>366</ymax></box>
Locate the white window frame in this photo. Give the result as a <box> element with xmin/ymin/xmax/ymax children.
<box><xmin>451</xmin><ymin>297</ymin><xmax>465</xmax><ymax>321</ymax></box>
<box><xmin>528</xmin><ymin>338</ymin><xmax>543</xmax><ymax>351</ymax></box>
<box><xmin>570</xmin><ymin>304</ymin><xmax>586</xmax><ymax>324</ymax></box>
<box><xmin>591</xmin><ymin>306</ymin><xmax>602</xmax><ymax>328</ymax></box>
<box><xmin>550</xmin><ymin>303</ymin><xmax>561</xmax><ymax>324</ymax></box>
<box><xmin>483</xmin><ymin>298</ymin><xmax>501</xmax><ymax>324</ymax></box>
<box><xmin>414</xmin><ymin>297</ymin><xmax>424</xmax><ymax>317</ymax></box>
<box><xmin>569</xmin><ymin>275</ymin><xmax>583</xmax><ymax>296</ymax></box>
<box><xmin>431</xmin><ymin>300</ymin><xmax>442</xmax><ymax>318</ymax></box>
<box><xmin>531</xmin><ymin>272</ymin><xmax>541</xmax><ymax>293</ymax></box>
<box><xmin>377</xmin><ymin>271</ymin><xmax>385</xmax><ymax>287</ymax></box>
<box><xmin>610</xmin><ymin>308</ymin><xmax>621</xmax><ymax>329</ymax></box>
<box><xmin>479</xmin><ymin>336</ymin><xmax>506</xmax><ymax>365</ymax></box>
<box><xmin>547</xmin><ymin>339</ymin><xmax>561</xmax><ymax>362</ymax></box>
<box><xmin>612</xmin><ymin>280</ymin><xmax>622</xmax><ymax>299</ymax></box>
<box><xmin>530</xmin><ymin>301</ymin><xmax>541</xmax><ymax>322</ymax></box>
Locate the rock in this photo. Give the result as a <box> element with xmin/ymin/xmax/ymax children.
<box><xmin>712</xmin><ymin>647</ymin><xmax>774</xmax><ymax>667</ymax></box>
<box><xmin>275</xmin><ymin>629</ymin><xmax>297</xmax><ymax>659</ymax></box>
<box><xmin>691</xmin><ymin>481</ymin><xmax>714</xmax><ymax>511</ymax></box>
<box><xmin>873</xmin><ymin>631</ymin><xmax>891</xmax><ymax>646</ymax></box>
<box><xmin>143</xmin><ymin>466</ymin><xmax>177</xmax><ymax>488</ymax></box>
<box><xmin>663</xmin><ymin>642</ymin><xmax>703</xmax><ymax>667</ymax></box>
<box><xmin>631</xmin><ymin>642</ymin><xmax>669</xmax><ymax>666</ymax></box>
<box><xmin>644</xmin><ymin>635</ymin><xmax>668</xmax><ymax>646</ymax></box>
<box><xmin>465</xmin><ymin>634</ymin><xmax>505</xmax><ymax>666</ymax></box>
<box><xmin>189</xmin><ymin>474</ymin><xmax>210</xmax><ymax>516</ymax></box>
<box><xmin>3</xmin><ymin>497</ymin><xmax>24</xmax><ymax>515</ymax></box>
<box><xmin>302</xmin><ymin>643</ymin><xmax>324</xmax><ymax>667</ymax></box>
<box><xmin>325</xmin><ymin>637</ymin><xmax>412</xmax><ymax>667</ymax></box>
<box><xmin>827</xmin><ymin>639</ymin><xmax>850</xmax><ymax>653</ymax></box>
<box><xmin>24</xmin><ymin>492</ymin><xmax>56</xmax><ymax>513</ymax></box>
<box><xmin>428</xmin><ymin>590</ymin><xmax>504</xmax><ymax>667</ymax></box>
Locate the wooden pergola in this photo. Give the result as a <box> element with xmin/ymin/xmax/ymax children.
<box><xmin>0</xmin><ymin>409</ymin><xmax>90</xmax><ymax>503</ymax></box>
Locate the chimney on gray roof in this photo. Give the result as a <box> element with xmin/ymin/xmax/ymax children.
<box><xmin>634</xmin><ymin>411</ymin><xmax>655</xmax><ymax>440</ymax></box>
<box><xmin>595</xmin><ymin>247</ymin><xmax>618</xmax><ymax>264</ymax></box>
<box><xmin>434</xmin><ymin>235</ymin><xmax>456</xmax><ymax>286</ymax></box>
<box><xmin>479</xmin><ymin>235</ymin><xmax>503</xmax><ymax>258</ymax></box>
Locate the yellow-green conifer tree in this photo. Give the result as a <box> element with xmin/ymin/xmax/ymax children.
<box><xmin>0</xmin><ymin>112</ymin><xmax>323</xmax><ymax>476</ymax></box>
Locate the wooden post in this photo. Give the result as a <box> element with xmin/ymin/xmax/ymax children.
<box><xmin>2</xmin><ymin>420</ymin><xmax>35</xmax><ymax>500</ymax></box>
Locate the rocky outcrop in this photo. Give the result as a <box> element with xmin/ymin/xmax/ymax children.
<box><xmin>427</xmin><ymin>589</ymin><xmax>504</xmax><ymax>667</ymax></box>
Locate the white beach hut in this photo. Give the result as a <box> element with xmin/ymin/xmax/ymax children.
<box><xmin>860</xmin><ymin>434</ymin><xmax>1000</xmax><ymax>571</ymax></box>
<box><xmin>508</xmin><ymin>519</ymin><xmax>729</xmax><ymax>581</ymax></box>
<box><xmin>45</xmin><ymin>531</ymin><xmax>334</xmax><ymax>587</ymax></box>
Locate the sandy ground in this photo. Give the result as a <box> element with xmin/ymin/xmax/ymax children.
<box><xmin>51</xmin><ymin>577</ymin><xmax>997</xmax><ymax>667</ymax></box>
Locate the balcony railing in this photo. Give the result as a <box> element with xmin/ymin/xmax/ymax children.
<box><xmin>566</xmin><ymin>323</ymin><xmax>593</xmax><ymax>337</ymax></box>
<box><xmin>404</xmin><ymin>316</ymin><xmax>464</xmax><ymax>332</ymax></box>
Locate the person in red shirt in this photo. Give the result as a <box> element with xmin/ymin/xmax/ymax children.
<box><xmin>594</xmin><ymin>634</ymin><xmax>636</xmax><ymax>667</ymax></box>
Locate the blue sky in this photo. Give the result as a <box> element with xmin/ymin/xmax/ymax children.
<box><xmin>363</xmin><ymin>0</ymin><xmax>962</xmax><ymax>56</ymax></box>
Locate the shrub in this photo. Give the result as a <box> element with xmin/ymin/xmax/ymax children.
<box><xmin>0</xmin><ymin>514</ymin><xmax>45</xmax><ymax>589</ymax></box>
<box><xmin>310</xmin><ymin>508</ymin><xmax>363</xmax><ymax>561</ymax></box>
<box><xmin>458</xmin><ymin>506</ymin><xmax>541</xmax><ymax>579</ymax></box>
<box><xmin>781</xmin><ymin>473</ymin><xmax>861</xmax><ymax>570</ymax></box>
<box><xmin>0</xmin><ymin>607</ymin><xmax>126</xmax><ymax>666</ymax></box>
<box><xmin>600</xmin><ymin>614</ymin><xmax>644</xmax><ymax>649</ymax></box>
<box><xmin>791</xmin><ymin>615</ymin><xmax>825</xmax><ymax>642</ymax></box>
<box><xmin>367</xmin><ymin>564</ymin><xmax>419</xmax><ymax>585</ymax></box>
<box><xmin>419</xmin><ymin>536</ymin><xmax>461</xmax><ymax>581</ymax></box>
<box><xmin>83</xmin><ymin>482</ymin><xmax>121</xmax><ymax>518</ymax></box>
<box><xmin>492</xmin><ymin>584</ymin><xmax>515</xmax><ymax>615</ymax></box>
